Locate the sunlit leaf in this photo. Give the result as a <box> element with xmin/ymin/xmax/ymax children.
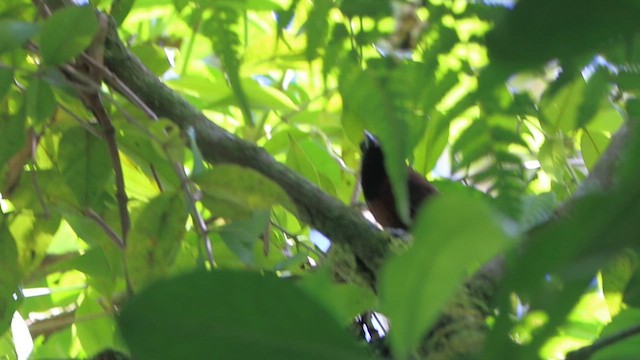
<box><xmin>195</xmin><ymin>164</ymin><xmax>295</xmax><ymax>218</ymax></box>
<box><xmin>126</xmin><ymin>191</ymin><xmax>187</xmax><ymax>290</ymax></box>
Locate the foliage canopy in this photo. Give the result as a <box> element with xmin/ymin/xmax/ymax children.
<box><xmin>1</xmin><ymin>0</ymin><xmax>640</xmax><ymax>359</ymax></box>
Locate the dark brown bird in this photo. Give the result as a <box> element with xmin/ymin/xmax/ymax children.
<box><xmin>360</xmin><ymin>132</ymin><xmax>437</xmax><ymax>229</ymax></box>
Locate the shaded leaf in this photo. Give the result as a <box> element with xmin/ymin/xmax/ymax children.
<box><xmin>219</xmin><ymin>210</ymin><xmax>270</xmax><ymax>265</ymax></box>
<box><xmin>25</xmin><ymin>77</ymin><xmax>57</xmax><ymax>128</ymax></box>
<box><xmin>380</xmin><ymin>190</ymin><xmax>510</xmax><ymax>359</ymax></box>
<box><xmin>118</xmin><ymin>270</ymin><xmax>370</xmax><ymax>360</ymax></box>
<box><xmin>58</xmin><ymin>127</ymin><xmax>112</xmax><ymax>207</ymax></box>
<box><xmin>0</xmin><ymin>20</ymin><xmax>39</xmax><ymax>54</ymax></box>
<box><xmin>40</xmin><ymin>6</ymin><xmax>99</xmax><ymax>66</ymax></box>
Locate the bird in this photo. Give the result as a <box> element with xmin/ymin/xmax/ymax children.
<box><xmin>360</xmin><ymin>132</ymin><xmax>437</xmax><ymax>229</ymax></box>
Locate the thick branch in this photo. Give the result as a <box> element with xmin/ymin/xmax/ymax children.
<box><xmin>101</xmin><ymin>18</ymin><xmax>389</xmax><ymax>287</ymax></box>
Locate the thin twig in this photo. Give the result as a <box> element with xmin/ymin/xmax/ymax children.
<box><xmin>172</xmin><ymin>161</ymin><xmax>215</xmax><ymax>267</ymax></box>
<box><xmin>84</xmin><ymin>208</ymin><xmax>125</xmax><ymax>250</ymax></box>
<box><xmin>566</xmin><ymin>325</ymin><xmax>640</xmax><ymax>360</ymax></box>
<box><xmin>270</xmin><ymin>220</ymin><xmax>325</xmax><ymax>259</ymax></box>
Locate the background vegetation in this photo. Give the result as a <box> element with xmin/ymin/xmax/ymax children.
<box><xmin>1</xmin><ymin>0</ymin><xmax>639</xmax><ymax>359</ymax></box>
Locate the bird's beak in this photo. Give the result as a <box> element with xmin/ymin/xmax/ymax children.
<box><xmin>361</xmin><ymin>131</ymin><xmax>379</xmax><ymax>152</ymax></box>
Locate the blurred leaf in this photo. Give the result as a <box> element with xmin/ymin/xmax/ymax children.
<box><xmin>75</xmin><ymin>296</ymin><xmax>116</xmax><ymax>355</ymax></box>
<box><xmin>540</xmin><ymin>77</ymin><xmax>585</xmax><ymax>133</ymax></box>
<box><xmin>487</xmin><ymin>0</ymin><xmax>640</xmax><ymax>69</ymax></box>
<box><xmin>111</xmin><ymin>0</ymin><xmax>135</xmax><ymax>25</ymax></box>
<box><xmin>0</xmin><ymin>213</ymin><xmax>21</xmax><ymax>335</ymax></box>
<box><xmin>130</xmin><ymin>44</ymin><xmax>170</xmax><ymax>76</ymax></box>
<box><xmin>25</xmin><ymin>77</ymin><xmax>57</xmax><ymax>128</ymax></box>
<box><xmin>590</xmin><ymin>309</ymin><xmax>640</xmax><ymax>360</ymax></box>
<box><xmin>118</xmin><ymin>270</ymin><xmax>370</xmax><ymax>360</ymax></box>
<box><xmin>339</xmin><ymin>0</ymin><xmax>391</xmax><ymax>19</ymax></box>
<box><xmin>581</xmin><ymin>130</ymin><xmax>610</xmax><ymax>170</ymax></box>
<box><xmin>9</xmin><ymin>210</ymin><xmax>61</xmax><ymax>275</ymax></box>
<box><xmin>380</xmin><ymin>190</ymin><xmax>510</xmax><ymax>359</ymax></box>
<box><xmin>0</xmin><ymin>67</ymin><xmax>14</xmax><ymax>103</ymax></box>
<box><xmin>126</xmin><ymin>191</ymin><xmax>187</xmax><ymax>290</ymax></box>
<box><xmin>601</xmin><ymin>250</ymin><xmax>638</xmax><ymax>316</ymax></box>
<box><xmin>0</xmin><ymin>20</ymin><xmax>39</xmax><ymax>54</ymax></box>
<box><xmin>204</xmin><ymin>6</ymin><xmax>253</xmax><ymax>125</ymax></box>
<box><xmin>623</xmin><ymin>266</ymin><xmax>640</xmax><ymax>308</ymax></box>
<box><xmin>286</xmin><ymin>138</ymin><xmax>339</xmax><ymax>196</ymax></box>
<box><xmin>577</xmin><ymin>69</ymin><xmax>611</xmax><ymax>128</ymax></box>
<box><xmin>305</xmin><ymin>0</ymin><xmax>332</xmax><ymax>61</ymax></box>
<box><xmin>298</xmin><ymin>269</ymin><xmax>376</xmax><ymax>325</ymax></box>
<box><xmin>40</xmin><ymin>6</ymin><xmax>99</xmax><ymax>66</ymax></box>
<box><xmin>58</xmin><ymin>127</ymin><xmax>112</xmax><ymax>207</ymax></box>
<box><xmin>195</xmin><ymin>164</ymin><xmax>295</xmax><ymax>218</ymax></box>
<box><xmin>0</xmin><ymin>111</ymin><xmax>25</xmax><ymax>169</ymax></box>
<box><xmin>219</xmin><ymin>210</ymin><xmax>270</xmax><ymax>265</ymax></box>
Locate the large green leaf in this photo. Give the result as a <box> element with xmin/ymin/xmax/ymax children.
<box><xmin>591</xmin><ymin>309</ymin><xmax>640</xmax><ymax>360</ymax></box>
<box><xmin>125</xmin><ymin>191</ymin><xmax>187</xmax><ymax>290</ymax></box>
<box><xmin>58</xmin><ymin>127</ymin><xmax>112</xmax><ymax>207</ymax></box>
<box><xmin>195</xmin><ymin>164</ymin><xmax>295</xmax><ymax>219</ymax></box>
<box><xmin>25</xmin><ymin>77</ymin><xmax>57</xmax><ymax>128</ymax></box>
<box><xmin>118</xmin><ymin>270</ymin><xmax>370</xmax><ymax>360</ymax></box>
<box><xmin>219</xmin><ymin>210</ymin><xmax>270</xmax><ymax>265</ymax></box>
<box><xmin>40</xmin><ymin>6</ymin><xmax>99</xmax><ymax>66</ymax></box>
<box><xmin>487</xmin><ymin>0</ymin><xmax>640</xmax><ymax>69</ymax></box>
<box><xmin>380</xmin><ymin>190</ymin><xmax>510</xmax><ymax>359</ymax></box>
<box><xmin>0</xmin><ymin>20</ymin><xmax>39</xmax><ymax>54</ymax></box>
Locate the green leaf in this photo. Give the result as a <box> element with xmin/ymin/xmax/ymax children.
<box><xmin>25</xmin><ymin>77</ymin><xmax>57</xmax><ymax>128</ymax></box>
<box><xmin>623</xmin><ymin>265</ymin><xmax>640</xmax><ymax>308</ymax></box>
<box><xmin>125</xmin><ymin>191</ymin><xmax>187</xmax><ymax>290</ymax></box>
<box><xmin>40</xmin><ymin>6</ymin><xmax>99</xmax><ymax>66</ymax></box>
<box><xmin>298</xmin><ymin>269</ymin><xmax>376</xmax><ymax>325</ymax></box>
<box><xmin>130</xmin><ymin>43</ymin><xmax>171</xmax><ymax>76</ymax></box>
<box><xmin>58</xmin><ymin>127</ymin><xmax>112</xmax><ymax>207</ymax></box>
<box><xmin>75</xmin><ymin>296</ymin><xmax>115</xmax><ymax>355</ymax></box>
<box><xmin>305</xmin><ymin>0</ymin><xmax>332</xmax><ymax>61</ymax></box>
<box><xmin>242</xmin><ymin>79</ymin><xmax>298</xmax><ymax>112</ymax></box>
<box><xmin>118</xmin><ymin>270</ymin><xmax>370</xmax><ymax>360</ymax></box>
<box><xmin>0</xmin><ymin>213</ymin><xmax>21</xmax><ymax>335</ymax></box>
<box><xmin>194</xmin><ymin>164</ymin><xmax>295</xmax><ymax>219</ymax></box>
<box><xmin>204</xmin><ymin>6</ymin><xmax>253</xmax><ymax>125</ymax></box>
<box><xmin>219</xmin><ymin>210</ymin><xmax>270</xmax><ymax>265</ymax></box>
<box><xmin>577</xmin><ymin>68</ymin><xmax>610</xmax><ymax>128</ymax></box>
<box><xmin>286</xmin><ymin>137</ymin><xmax>338</xmax><ymax>196</ymax></box>
<box><xmin>601</xmin><ymin>250</ymin><xmax>638</xmax><ymax>315</ymax></box>
<box><xmin>339</xmin><ymin>0</ymin><xmax>391</xmax><ymax>19</ymax></box>
<box><xmin>580</xmin><ymin>130</ymin><xmax>610</xmax><ymax>170</ymax></box>
<box><xmin>0</xmin><ymin>111</ymin><xmax>26</xmax><ymax>169</ymax></box>
<box><xmin>380</xmin><ymin>190</ymin><xmax>510</xmax><ymax>359</ymax></box>
<box><xmin>111</xmin><ymin>0</ymin><xmax>135</xmax><ymax>25</ymax></box>
<box><xmin>0</xmin><ymin>67</ymin><xmax>13</xmax><ymax>103</ymax></box>
<box><xmin>591</xmin><ymin>309</ymin><xmax>640</xmax><ymax>360</ymax></box>
<box><xmin>9</xmin><ymin>210</ymin><xmax>61</xmax><ymax>275</ymax></box>
<box><xmin>0</xmin><ymin>20</ymin><xmax>39</xmax><ymax>54</ymax></box>
<box><xmin>540</xmin><ymin>76</ymin><xmax>585</xmax><ymax>133</ymax></box>
<box><xmin>487</xmin><ymin>0</ymin><xmax>640</xmax><ymax>69</ymax></box>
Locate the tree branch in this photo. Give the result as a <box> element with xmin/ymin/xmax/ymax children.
<box><xmin>101</xmin><ymin>16</ymin><xmax>388</xmax><ymax>289</ymax></box>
